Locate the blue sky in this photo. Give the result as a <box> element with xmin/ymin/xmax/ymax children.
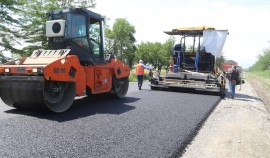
<box><xmin>93</xmin><ymin>0</ymin><xmax>270</xmax><ymax>68</ymax></box>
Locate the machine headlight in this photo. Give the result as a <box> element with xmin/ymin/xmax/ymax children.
<box><xmin>32</xmin><ymin>68</ymin><xmax>38</xmax><ymax>73</ymax></box>
<box><xmin>5</xmin><ymin>68</ymin><xmax>10</xmax><ymax>73</ymax></box>
<box><xmin>32</xmin><ymin>68</ymin><xmax>43</xmax><ymax>74</ymax></box>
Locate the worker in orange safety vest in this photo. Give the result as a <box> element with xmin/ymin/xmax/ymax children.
<box><xmin>136</xmin><ymin>60</ymin><xmax>153</xmax><ymax>90</ymax></box>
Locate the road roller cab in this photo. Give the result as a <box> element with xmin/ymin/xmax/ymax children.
<box><xmin>0</xmin><ymin>8</ymin><xmax>130</xmax><ymax>113</ymax></box>
<box><xmin>46</xmin><ymin>8</ymin><xmax>106</xmax><ymax>65</ymax></box>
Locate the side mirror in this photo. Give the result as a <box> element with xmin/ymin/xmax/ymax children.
<box><xmin>105</xmin><ymin>53</ymin><xmax>114</xmax><ymax>62</ymax></box>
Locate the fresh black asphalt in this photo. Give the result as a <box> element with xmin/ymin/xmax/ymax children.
<box><xmin>0</xmin><ymin>82</ymin><xmax>220</xmax><ymax>158</ymax></box>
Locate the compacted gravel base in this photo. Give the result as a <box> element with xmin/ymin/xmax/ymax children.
<box><xmin>182</xmin><ymin>80</ymin><xmax>270</xmax><ymax>158</ymax></box>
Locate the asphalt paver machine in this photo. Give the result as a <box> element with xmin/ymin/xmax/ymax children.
<box><xmin>150</xmin><ymin>26</ymin><xmax>228</xmax><ymax>98</ymax></box>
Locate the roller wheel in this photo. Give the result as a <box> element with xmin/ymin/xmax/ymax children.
<box><xmin>112</xmin><ymin>77</ymin><xmax>129</xmax><ymax>98</ymax></box>
<box><xmin>44</xmin><ymin>81</ymin><xmax>76</xmax><ymax>113</ymax></box>
<box><xmin>0</xmin><ymin>78</ymin><xmax>75</xmax><ymax>113</ymax></box>
<box><xmin>0</xmin><ymin>80</ymin><xmax>45</xmax><ymax>110</ymax></box>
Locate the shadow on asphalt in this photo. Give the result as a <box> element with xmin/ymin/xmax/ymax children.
<box><xmin>147</xmin><ymin>87</ymin><xmax>224</xmax><ymax>98</ymax></box>
<box><xmin>233</xmin><ymin>93</ymin><xmax>262</xmax><ymax>102</ymax></box>
<box><xmin>5</xmin><ymin>94</ymin><xmax>139</xmax><ymax>122</ymax></box>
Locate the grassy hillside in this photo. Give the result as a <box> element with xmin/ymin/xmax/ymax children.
<box><xmin>246</xmin><ymin>47</ymin><xmax>270</xmax><ymax>88</ymax></box>
<box><xmin>245</xmin><ymin>72</ymin><xmax>270</xmax><ymax>89</ymax></box>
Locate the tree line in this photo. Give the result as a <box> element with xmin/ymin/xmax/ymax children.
<box><xmin>249</xmin><ymin>48</ymin><xmax>270</xmax><ymax>72</ymax></box>
<box><xmin>0</xmin><ymin>0</ymin><xmax>175</xmax><ymax>70</ymax></box>
<box><xmin>1</xmin><ymin>0</ymin><xmax>229</xmax><ymax>71</ymax></box>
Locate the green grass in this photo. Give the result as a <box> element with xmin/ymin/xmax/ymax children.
<box><xmin>255</xmin><ymin>70</ymin><xmax>270</xmax><ymax>78</ymax></box>
<box><xmin>129</xmin><ymin>69</ymin><xmax>151</xmax><ymax>82</ymax></box>
<box><xmin>245</xmin><ymin>71</ymin><xmax>270</xmax><ymax>89</ymax></box>
<box><xmin>129</xmin><ymin>70</ymin><xmax>137</xmax><ymax>82</ymax></box>
<box><xmin>128</xmin><ymin>69</ymin><xmax>167</xmax><ymax>82</ymax></box>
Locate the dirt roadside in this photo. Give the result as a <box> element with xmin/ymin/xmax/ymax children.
<box><xmin>181</xmin><ymin>76</ymin><xmax>270</xmax><ymax>158</ymax></box>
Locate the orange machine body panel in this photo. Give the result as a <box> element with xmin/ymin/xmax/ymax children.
<box><xmin>43</xmin><ymin>55</ymin><xmax>86</xmax><ymax>96</ymax></box>
<box><xmin>83</xmin><ymin>58</ymin><xmax>130</xmax><ymax>94</ymax></box>
<box><xmin>83</xmin><ymin>65</ymin><xmax>111</xmax><ymax>94</ymax></box>
<box><xmin>43</xmin><ymin>56</ymin><xmax>130</xmax><ymax>95</ymax></box>
<box><xmin>222</xmin><ymin>63</ymin><xmax>238</xmax><ymax>72</ymax></box>
<box><xmin>0</xmin><ymin>53</ymin><xmax>130</xmax><ymax>97</ymax></box>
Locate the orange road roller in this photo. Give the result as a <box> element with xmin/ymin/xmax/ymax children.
<box><xmin>0</xmin><ymin>8</ymin><xmax>130</xmax><ymax>113</ymax></box>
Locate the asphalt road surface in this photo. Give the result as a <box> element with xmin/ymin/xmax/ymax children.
<box><xmin>0</xmin><ymin>82</ymin><xmax>220</xmax><ymax>158</ymax></box>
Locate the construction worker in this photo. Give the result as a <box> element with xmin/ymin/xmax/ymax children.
<box><xmin>227</xmin><ymin>66</ymin><xmax>239</xmax><ymax>99</ymax></box>
<box><xmin>136</xmin><ymin>60</ymin><xmax>153</xmax><ymax>90</ymax></box>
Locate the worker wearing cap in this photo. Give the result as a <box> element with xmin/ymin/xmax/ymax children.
<box><xmin>227</xmin><ymin>66</ymin><xmax>239</xmax><ymax>99</ymax></box>
<box><xmin>136</xmin><ymin>60</ymin><xmax>153</xmax><ymax>90</ymax></box>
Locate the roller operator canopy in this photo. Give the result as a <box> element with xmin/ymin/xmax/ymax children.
<box><xmin>165</xmin><ymin>26</ymin><xmax>229</xmax><ymax>57</ymax></box>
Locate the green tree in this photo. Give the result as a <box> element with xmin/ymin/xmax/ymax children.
<box><xmin>249</xmin><ymin>48</ymin><xmax>270</xmax><ymax>72</ymax></box>
<box><xmin>0</xmin><ymin>0</ymin><xmax>25</xmax><ymax>62</ymax></box>
<box><xmin>19</xmin><ymin>0</ymin><xmax>96</xmax><ymax>57</ymax></box>
<box><xmin>19</xmin><ymin>0</ymin><xmax>60</xmax><ymax>56</ymax></box>
<box><xmin>135</xmin><ymin>41</ymin><xmax>160</xmax><ymax>65</ymax></box>
<box><xmin>161</xmin><ymin>38</ymin><xmax>175</xmax><ymax>70</ymax></box>
<box><xmin>216</xmin><ymin>55</ymin><xmax>226</xmax><ymax>69</ymax></box>
<box><xmin>135</xmin><ymin>38</ymin><xmax>175</xmax><ymax>71</ymax></box>
<box><xmin>104</xmin><ymin>22</ymin><xmax>114</xmax><ymax>53</ymax></box>
<box><xmin>59</xmin><ymin>0</ymin><xmax>96</xmax><ymax>8</ymax></box>
<box><xmin>1</xmin><ymin>0</ymin><xmax>96</xmax><ymax>58</ymax></box>
<box><xmin>105</xmin><ymin>18</ymin><xmax>136</xmax><ymax>68</ymax></box>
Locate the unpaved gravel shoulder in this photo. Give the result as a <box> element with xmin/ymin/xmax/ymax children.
<box><xmin>181</xmin><ymin>80</ymin><xmax>270</xmax><ymax>158</ymax></box>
